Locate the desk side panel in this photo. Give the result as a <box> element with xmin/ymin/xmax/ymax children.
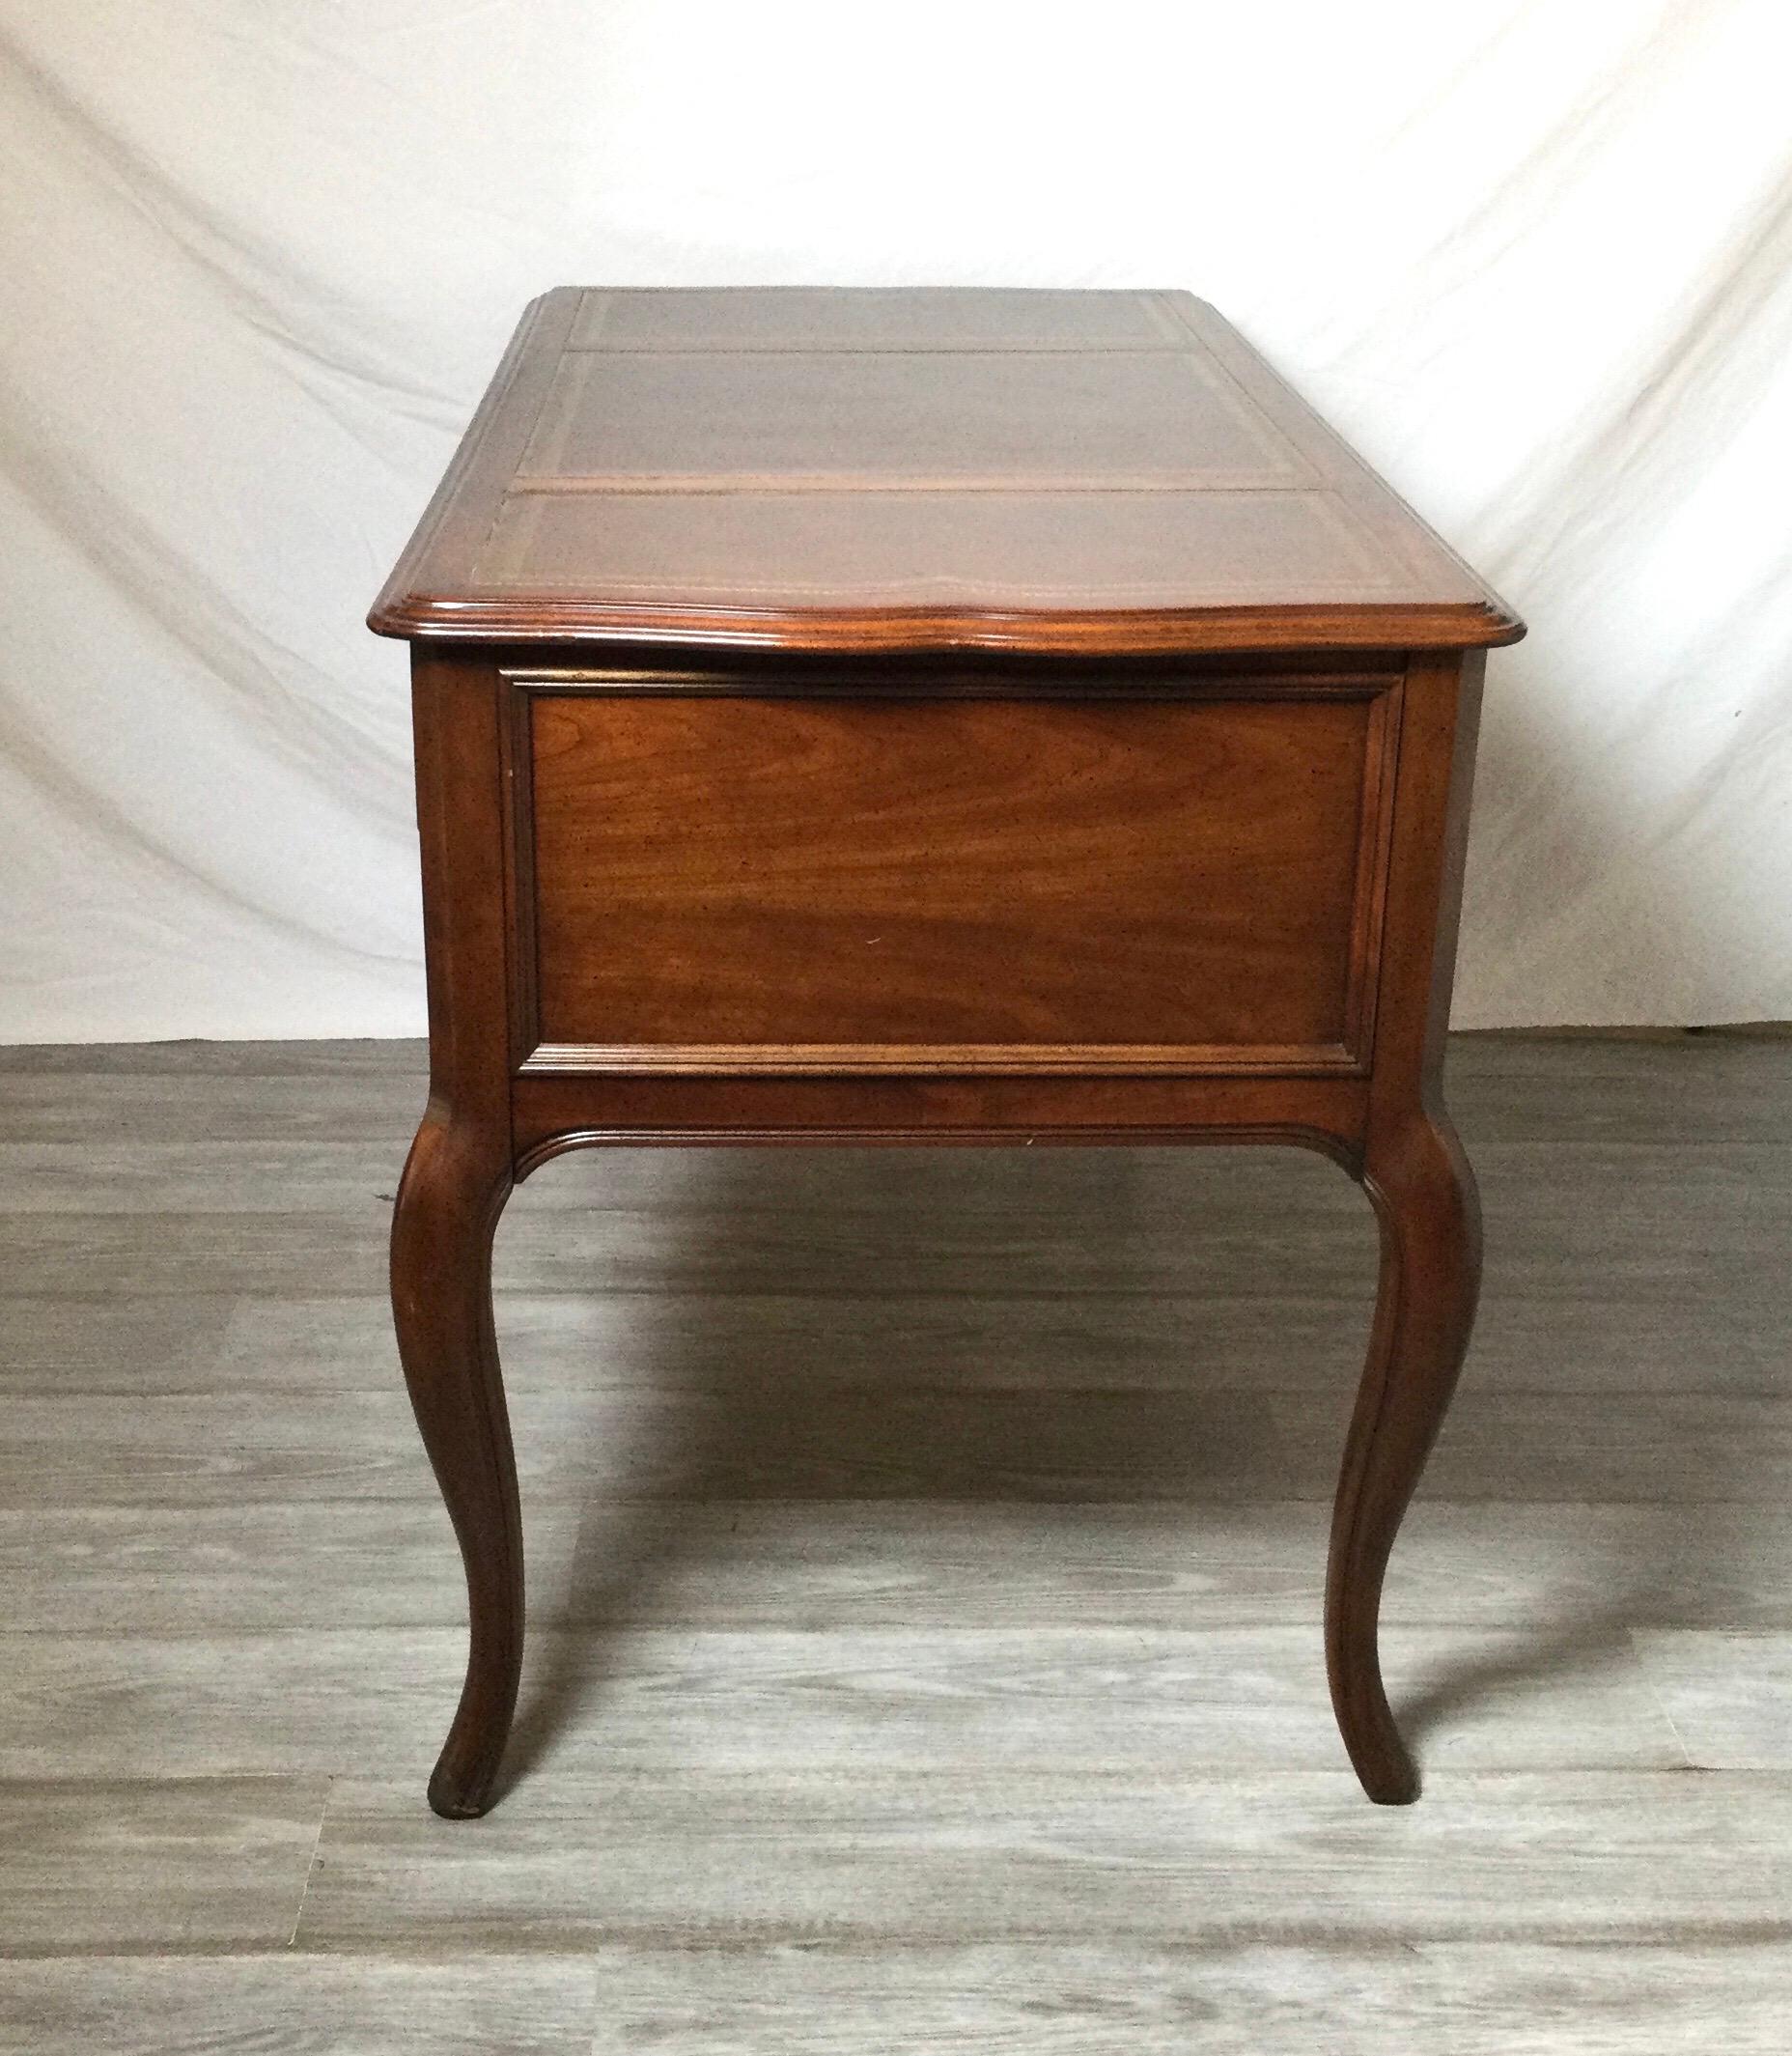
<box><xmin>503</xmin><ymin>668</ymin><xmax>1402</xmax><ymax>1079</ymax></box>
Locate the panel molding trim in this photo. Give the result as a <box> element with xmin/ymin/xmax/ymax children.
<box><xmin>517</xmin><ymin>1039</ymin><xmax>1364</xmax><ymax>1077</ymax></box>
<box><xmin>499</xmin><ymin>666</ymin><xmax>1404</xmax><ymax>1083</ymax></box>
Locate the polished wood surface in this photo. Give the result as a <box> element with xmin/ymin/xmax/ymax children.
<box><xmin>520</xmin><ymin>678</ymin><xmax>1394</xmax><ymax>1070</ymax></box>
<box><xmin>6</xmin><ymin>1033</ymin><xmax>1792</xmax><ymax>2049</ymax></box>
<box><xmin>368</xmin><ymin>288</ymin><xmax>1520</xmax><ymax>653</ymax></box>
<box><xmin>373</xmin><ymin>287</ymin><xmax>1525</xmax><ymax>1819</ymax></box>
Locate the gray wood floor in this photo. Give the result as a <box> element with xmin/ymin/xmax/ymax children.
<box><xmin>2</xmin><ymin>1030</ymin><xmax>1789</xmax><ymax>2051</ymax></box>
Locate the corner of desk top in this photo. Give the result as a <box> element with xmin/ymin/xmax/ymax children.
<box><xmin>1468</xmin><ymin>599</ymin><xmax>1526</xmax><ymax>648</ymax></box>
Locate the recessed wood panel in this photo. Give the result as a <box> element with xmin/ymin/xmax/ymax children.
<box><xmin>516</xmin><ymin>684</ymin><xmax>1396</xmax><ymax>1072</ymax></box>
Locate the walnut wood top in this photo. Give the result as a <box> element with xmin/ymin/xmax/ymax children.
<box><xmin>369</xmin><ymin>288</ymin><xmax>1522</xmax><ymax>656</ymax></box>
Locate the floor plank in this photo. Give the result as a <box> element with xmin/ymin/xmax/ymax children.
<box><xmin>0</xmin><ymin>1141</ymin><xmax>406</xmax><ymax>1215</ymax></box>
<box><xmin>0</xmin><ymin>1070</ymin><xmax>423</xmax><ymax>1144</ymax></box>
<box><xmin>0</xmin><ymin>1038</ymin><xmax>425</xmax><ymax>1076</ymax></box>
<box><xmin>0</xmin><ymin>1956</ymin><xmax>598</xmax><ymax>2055</ymax></box>
<box><xmin>563</xmin><ymin>1498</ymin><xmax>1792</xmax><ymax>1630</ymax></box>
<box><xmin>574</xmin><ymin>1938</ymin><xmax>1792</xmax><ymax>2055</ymax></box>
<box><xmin>5</xmin><ymin>1274</ymin><xmax>1785</xmax><ymax>1406</ymax></box>
<box><xmin>209</xmin><ymin>1288</ymin><xmax>1381</xmax><ymax>1398</ymax></box>
<box><xmin>9</xmin><ymin>1938</ymin><xmax>1786</xmax><ymax>2056</ymax></box>
<box><xmin>0</xmin><ymin>1503</ymin><xmax>580</xmax><ymax>1632</ymax></box>
<box><xmin>0</xmin><ymin>1624</ymin><xmax>1682</xmax><ymax>1783</ymax></box>
<box><xmin>296</xmin><ymin>1768</ymin><xmax>1792</xmax><ymax>1949</ymax></box>
<box><xmin>204</xmin><ymin>1280</ymin><xmax>1792</xmax><ymax>1401</ymax></box>
<box><xmin>13</xmin><ymin>1499</ymin><xmax>1792</xmax><ymax>1639</ymax></box>
<box><xmin>0</xmin><ymin>1213</ymin><xmax>391</xmax><ymax>1298</ymax></box>
<box><xmin>0</xmin><ymin>1296</ymin><xmax>236</xmax><ymax>1392</ymax></box>
<box><xmin>1632</xmin><ymin>1630</ymin><xmax>1792</xmax><ymax>1768</ymax></box>
<box><xmin>0</xmin><ymin>1777</ymin><xmax>326</xmax><ymax>1954</ymax></box>
<box><xmin>1447</xmin><ymin>1028</ymin><xmax>1792</xmax><ymax>1144</ymax></box>
<box><xmin>5</xmin><ymin>1383</ymin><xmax>1788</xmax><ymax>1509</ymax></box>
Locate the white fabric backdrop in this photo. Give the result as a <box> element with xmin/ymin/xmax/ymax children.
<box><xmin>2</xmin><ymin>0</ymin><xmax>1789</xmax><ymax>1041</ymax></box>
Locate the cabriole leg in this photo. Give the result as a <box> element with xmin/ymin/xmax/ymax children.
<box><xmin>390</xmin><ymin>1106</ymin><xmax>521</xmax><ymax>1818</ymax></box>
<box><xmin>1326</xmin><ymin>1105</ymin><xmax>1482</xmax><ymax>1802</ymax></box>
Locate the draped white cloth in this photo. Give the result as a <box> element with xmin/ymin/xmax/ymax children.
<box><xmin>2</xmin><ymin>1</ymin><xmax>1787</xmax><ymax>1039</ymax></box>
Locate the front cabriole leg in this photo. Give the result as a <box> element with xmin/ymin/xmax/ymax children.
<box><xmin>1326</xmin><ymin>1102</ymin><xmax>1481</xmax><ymax>1801</ymax></box>
<box><xmin>391</xmin><ymin>1105</ymin><xmax>520</xmax><ymax>1817</ymax></box>
<box><xmin>1325</xmin><ymin>647</ymin><xmax>1487</xmax><ymax>1801</ymax></box>
<box><xmin>395</xmin><ymin>646</ymin><xmax>524</xmax><ymax>1816</ymax></box>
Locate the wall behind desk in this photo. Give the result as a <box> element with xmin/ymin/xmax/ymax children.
<box><xmin>2</xmin><ymin>1</ymin><xmax>1787</xmax><ymax>1038</ymax></box>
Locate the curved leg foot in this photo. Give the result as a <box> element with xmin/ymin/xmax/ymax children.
<box><xmin>390</xmin><ymin>1107</ymin><xmax>519</xmax><ymax>1818</ymax></box>
<box><xmin>1327</xmin><ymin>1106</ymin><xmax>1481</xmax><ymax>1803</ymax></box>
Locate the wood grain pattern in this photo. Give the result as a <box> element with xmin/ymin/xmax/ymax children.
<box><xmin>368</xmin><ymin>288</ymin><xmax>1522</xmax><ymax>653</ymax></box>
<box><xmin>296</xmin><ymin>1768</ymin><xmax>1792</xmax><ymax>1948</ymax></box>
<box><xmin>1632</xmin><ymin>1631</ymin><xmax>1792</xmax><ymax>1767</ymax></box>
<box><xmin>0</xmin><ymin>1776</ymin><xmax>325</xmax><ymax>1951</ymax></box>
<box><xmin>519</xmin><ymin>680</ymin><xmax>1394</xmax><ymax>1071</ymax></box>
<box><xmin>0</xmin><ymin>1503</ymin><xmax>581</xmax><ymax>1632</ymax></box>
<box><xmin>8</xmin><ymin>1944</ymin><xmax>1788</xmax><ymax>2056</ymax></box>
<box><xmin>574</xmin><ymin>1941</ymin><xmax>1792</xmax><ymax>2056</ymax></box>
<box><xmin>8</xmin><ymin>1383</ymin><xmax>1792</xmax><ymax>1512</ymax></box>
<box><xmin>509</xmin><ymin>1072</ymin><xmax>1371</xmax><ymax>1162</ymax></box>
<box><xmin>0</xmin><ymin>1625</ymin><xmax>1678</xmax><ymax>1783</ymax></box>
<box><xmin>0</xmin><ymin>1957</ymin><xmax>597</xmax><ymax>2055</ymax></box>
<box><xmin>14</xmin><ymin>1495</ymin><xmax>1792</xmax><ymax>1637</ymax></box>
<box><xmin>558</xmin><ymin>1501</ymin><xmax>1792</xmax><ymax>1633</ymax></box>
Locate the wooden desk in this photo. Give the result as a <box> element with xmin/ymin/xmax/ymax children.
<box><xmin>370</xmin><ymin>287</ymin><xmax>1523</xmax><ymax>1818</ymax></box>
